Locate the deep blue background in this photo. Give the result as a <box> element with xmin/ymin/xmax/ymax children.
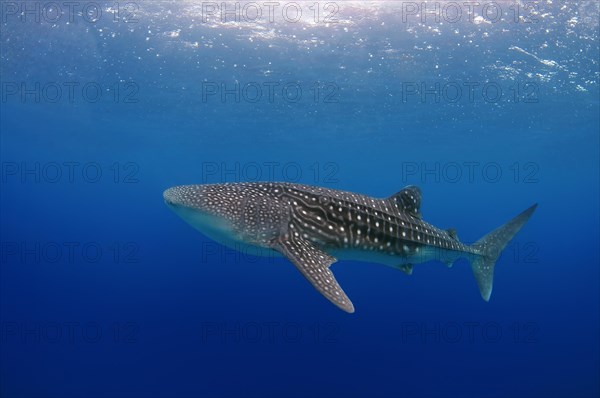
<box><xmin>1</xmin><ymin>2</ymin><xmax>599</xmax><ymax>397</ymax></box>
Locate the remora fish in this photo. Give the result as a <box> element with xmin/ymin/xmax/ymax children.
<box><xmin>164</xmin><ymin>182</ymin><xmax>536</xmax><ymax>313</ymax></box>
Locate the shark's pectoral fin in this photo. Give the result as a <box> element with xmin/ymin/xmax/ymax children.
<box><xmin>272</xmin><ymin>236</ymin><xmax>355</xmax><ymax>313</ymax></box>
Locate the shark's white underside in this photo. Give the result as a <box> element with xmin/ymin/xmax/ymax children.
<box><xmin>175</xmin><ymin>201</ymin><xmax>470</xmax><ymax>268</ymax></box>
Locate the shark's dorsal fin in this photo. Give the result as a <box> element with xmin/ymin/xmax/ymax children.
<box><xmin>391</xmin><ymin>185</ymin><xmax>422</xmax><ymax>218</ymax></box>
<box><xmin>271</xmin><ymin>235</ymin><xmax>354</xmax><ymax>313</ymax></box>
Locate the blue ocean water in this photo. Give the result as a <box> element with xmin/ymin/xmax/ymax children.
<box><xmin>1</xmin><ymin>1</ymin><xmax>598</xmax><ymax>397</ymax></box>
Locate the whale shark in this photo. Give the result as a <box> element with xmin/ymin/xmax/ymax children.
<box><xmin>164</xmin><ymin>182</ymin><xmax>536</xmax><ymax>313</ymax></box>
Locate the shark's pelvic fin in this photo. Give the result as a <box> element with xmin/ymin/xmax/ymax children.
<box><xmin>272</xmin><ymin>236</ymin><xmax>355</xmax><ymax>313</ymax></box>
<box><xmin>390</xmin><ymin>185</ymin><xmax>422</xmax><ymax>218</ymax></box>
<box><xmin>470</xmin><ymin>204</ymin><xmax>538</xmax><ymax>301</ymax></box>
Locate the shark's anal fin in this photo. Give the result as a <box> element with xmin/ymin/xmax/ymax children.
<box><xmin>399</xmin><ymin>264</ymin><xmax>413</xmax><ymax>275</ymax></box>
<box><xmin>271</xmin><ymin>236</ymin><xmax>355</xmax><ymax>313</ymax></box>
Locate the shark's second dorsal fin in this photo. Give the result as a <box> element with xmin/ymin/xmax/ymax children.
<box><xmin>391</xmin><ymin>185</ymin><xmax>422</xmax><ymax>218</ymax></box>
<box><xmin>447</xmin><ymin>228</ymin><xmax>459</xmax><ymax>240</ymax></box>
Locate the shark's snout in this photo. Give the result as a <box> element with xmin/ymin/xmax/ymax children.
<box><xmin>163</xmin><ymin>185</ymin><xmax>206</xmax><ymax>210</ymax></box>
<box><xmin>164</xmin><ymin>183</ymin><xmax>250</xmax><ymax>249</ymax></box>
<box><xmin>163</xmin><ymin>185</ymin><xmax>202</xmax><ymax>208</ymax></box>
<box><xmin>163</xmin><ymin>187</ymin><xmax>179</xmax><ymax>206</ymax></box>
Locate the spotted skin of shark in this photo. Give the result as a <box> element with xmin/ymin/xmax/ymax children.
<box><xmin>164</xmin><ymin>182</ymin><xmax>537</xmax><ymax>313</ymax></box>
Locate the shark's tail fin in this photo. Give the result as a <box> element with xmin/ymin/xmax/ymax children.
<box><xmin>470</xmin><ymin>204</ymin><xmax>538</xmax><ymax>301</ymax></box>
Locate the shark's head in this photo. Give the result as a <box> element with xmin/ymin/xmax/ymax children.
<box><xmin>163</xmin><ymin>184</ymin><xmax>240</xmax><ymax>238</ymax></box>
<box><xmin>163</xmin><ymin>183</ymin><xmax>287</xmax><ymax>246</ymax></box>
